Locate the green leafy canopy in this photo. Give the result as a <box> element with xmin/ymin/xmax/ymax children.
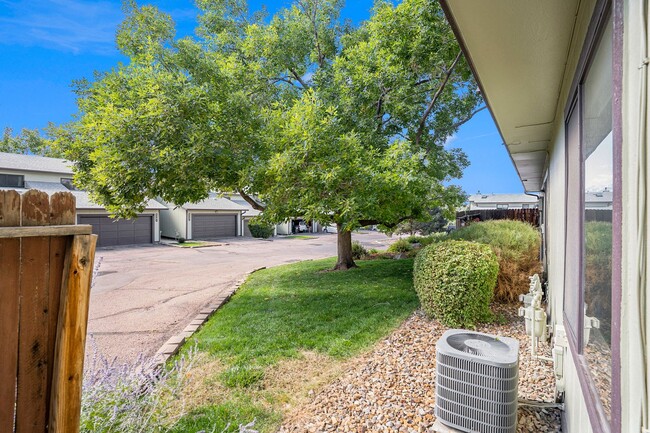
<box><xmin>57</xmin><ymin>0</ymin><xmax>482</xmax><ymax>236</ymax></box>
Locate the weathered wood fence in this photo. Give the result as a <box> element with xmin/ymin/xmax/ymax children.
<box><xmin>0</xmin><ymin>190</ymin><xmax>96</xmax><ymax>433</ymax></box>
<box><xmin>456</xmin><ymin>208</ymin><xmax>541</xmax><ymax>227</ymax></box>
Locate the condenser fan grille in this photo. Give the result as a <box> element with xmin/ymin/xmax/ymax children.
<box><xmin>446</xmin><ymin>333</ymin><xmax>514</xmax><ymax>358</ymax></box>
<box><xmin>435</xmin><ymin>330</ymin><xmax>519</xmax><ymax>433</ymax></box>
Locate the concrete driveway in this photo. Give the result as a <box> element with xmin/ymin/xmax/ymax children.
<box><xmin>86</xmin><ymin>231</ymin><xmax>395</xmax><ymax>364</ymax></box>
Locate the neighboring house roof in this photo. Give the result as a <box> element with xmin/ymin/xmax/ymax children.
<box><xmin>585</xmin><ymin>191</ymin><xmax>613</xmax><ymax>203</ymax></box>
<box><xmin>0</xmin><ymin>153</ymin><xmax>166</xmax><ymax>211</ymax></box>
<box><xmin>468</xmin><ymin>193</ymin><xmax>538</xmax><ymax>204</ymax></box>
<box><xmin>242</xmin><ymin>208</ymin><xmax>262</xmax><ymax>217</ymax></box>
<box><xmin>0</xmin><ymin>152</ymin><xmax>73</xmax><ymax>174</ymax></box>
<box><xmin>230</xmin><ymin>198</ymin><xmax>263</xmax><ymax>217</ymax></box>
<box><xmin>24</xmin><ymin>181</ymin><xmax>68</xmax><ymax>193</ymax></box>
<box><xmin>73</xmin><ymin>191</ymin><xmax>167</xmax><ymax>211</ymax></box>
<box><xmin>3</xmin><ymin>181</ymin><xmax>167</xmax><ymax>211</ymax></box>
<box><xmin>181</xmin><ymin>197</ymin><xmax>247</xmax><ymax>211</ymax></box>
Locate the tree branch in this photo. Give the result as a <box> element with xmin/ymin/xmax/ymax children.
<box><xmin>450</xmin><ymin>105</ymin><xmax>487</xmax><ymax>131</ymax></box>
<box><xmin>237</xmin><ymin>189</ymin><xmax>266</xmax><ymax>211</ymax></box>
<box><xmin>269</xmin><ymin>76</ymin><xmax>298</xmax><ymax>87</ymax></box>
<box><xmin>289</xmin><ymin>68</ymin><xmax>309</xmax><ymax>88</ymax></box>
<box><xmin>358</xmin><ymin>214</ymin><xmax>413</xmax><ymax>228</ymax></box>
<box><xmin>414</xmin><ymin>51</ymin><xmax>462</xmax><ymax>146</ymax></box>
<box><xmin>298</xmin><ymin>0</ymin><xmax>326</xmax><ymax>68</ymax></box>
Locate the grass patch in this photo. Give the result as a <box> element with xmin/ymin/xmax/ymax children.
<box><xmin>175</xmin><ymin>241</ymin><xmax>210</xmax><ymax>248</ymax></box>
<box><xmin>282</xmin><ymin>235</ymin><xmax>313</xmax><ymax>239</ymax></box>
<box><xmin>172</xmin><ymin>258</ymin><xmax>417</xmax><ymax>432</ymax></box>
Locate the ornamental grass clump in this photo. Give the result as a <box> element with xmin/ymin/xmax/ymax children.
<box><xmin>414</xmin><ymin>240</ymin><xmax>498</xmax><ymax>328</ymax></box>
<box><xmin>387</xmin><ymin>238</ymin><xmax>413</xmax><ymax>253</ymax></box>
<box><xmin>449</xmin><ymin>220</ymin><xmax>541</xmax><ymax>303</ymax></box>
<box><xmin>351</xmin><ymin>240</ymin><xmax>368</xmax><ymax>259</ymax></box>
<box><xmin>81</xmin><ymin>341</ymin><xmax>196</xmax><ymax>433</ymax></box>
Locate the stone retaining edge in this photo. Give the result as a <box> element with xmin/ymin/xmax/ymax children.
<box><xmin>151</xmin><ymin>266</ymin><xmax>267</xmax><ymax>369</ymax></box>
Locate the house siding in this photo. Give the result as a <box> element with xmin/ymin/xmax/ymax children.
<box><xmin>620</xmin><ymin>0</ymin><xmax>645</xmax><ymax>431</ymax></box>
<box><xmin>0</xmin><ymin>169</ymin><xmax>69</xmax><ymax>184</ymax></box>
<box><xmin>160</xmin><ymin>206</ymin><xmax>188</xmax><ymax>239</ymax></box>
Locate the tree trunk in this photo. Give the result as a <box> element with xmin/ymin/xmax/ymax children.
<box><xmin>334</xmin><ymin>225</ymin><xmax>357</xmax><ymax>270</ymax></box>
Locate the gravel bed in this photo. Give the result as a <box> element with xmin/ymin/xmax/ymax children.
<box><xmin>278</xmin><ymin>305</ymin><xmax>561</xmax><ymax>433</ymax></box>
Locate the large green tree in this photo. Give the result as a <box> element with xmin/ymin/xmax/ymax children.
<box><xmin>60</xmin><ymin>0</ymin><xmax>483</xmax><ymax>269</ymax></box>
<box><xmin>1</xmin><ymin>126</ymin><xmax>63</xmax><ymax>157</ymax></box>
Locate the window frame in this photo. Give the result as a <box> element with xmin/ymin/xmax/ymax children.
<box><xmin>0</xmin><ymin>173</ymin><xmax>25</xmax><ymax>188</ymax></box>
<box><xmin>562</xmin><ymin>0</ymin><xmax>622</xmax><ymax>432</ymax></box>
<box><xmin>60</xmin><ymin>177</ymin><xmax>78</xmax><ymax>191</ymax></box>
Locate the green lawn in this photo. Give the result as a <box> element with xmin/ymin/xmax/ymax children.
<box><xmin>168</xmin><ymin>257</ymin><xmax>417</xmax><ymax>433</ymax></box>
<box><xmin>176</xmin><ymin>241</ymin><xmax>208</xmax><ymax>248</ymax></box>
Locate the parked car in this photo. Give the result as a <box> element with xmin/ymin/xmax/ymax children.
<box><xmin>323</xmin><ymin>224</ymin><xmax>337</xmax><ymax>233</ymax></box>
<box><xmin>297</xmin><ymin>221</ymin><xmax>308</xmax><ymax>232</ymax></box>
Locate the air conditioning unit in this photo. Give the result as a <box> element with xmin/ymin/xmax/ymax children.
<box><xmin>435</xmin><ymin>330</ymin><xmax>519</xmax><ymax>433</ymax></box>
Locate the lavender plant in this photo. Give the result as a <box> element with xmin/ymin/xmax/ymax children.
<box><xmin>81</xmin><ymin>341</ymin><xmax>258</xmax><ymax>433</ymax></box>
<box><xmin>82</xmin><ymin>258</ymin><xmax>258</xmax><ymax>433</ymax></box>
<box><xmin>81</xmin><ymin>339</ymin><xmax>196</xmax><ymax>433</ymax></box>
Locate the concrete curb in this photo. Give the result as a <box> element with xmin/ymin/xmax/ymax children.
<box><xmin>151</xmin><ymin>266</ymin><xmax>267</xmax><ymax>368</ymax></box>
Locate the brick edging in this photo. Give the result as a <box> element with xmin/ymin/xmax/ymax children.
<box><xmin>151</xmin><ymin>266</ymin><xmax>267</xmax><ymax>368</ymax></box>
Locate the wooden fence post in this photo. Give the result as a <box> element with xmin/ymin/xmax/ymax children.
<box><xmin>0</xmin><ymin>190</ymin><xmax>21</xmax><ymax>433</ymax></box>
<box><xmin>0</xmin><ymin>190</ymin><xmax>95</xmax><ymax>433</ymax></box>
<box><xmin>48</xmin><ymin>233</ymin><xmax>97</xmax><ymax>433</ymax></box>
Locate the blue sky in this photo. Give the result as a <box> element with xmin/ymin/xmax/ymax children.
<box><xmin>0</xmin><ymin>0</ymin><xmax>522</xmax><ymax>195</ymax></box>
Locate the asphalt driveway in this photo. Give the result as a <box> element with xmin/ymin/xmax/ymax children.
<box><xmin>86</xmin><ymin>231</ymin><xmax>395</xmax><ymax>364</ymax></box>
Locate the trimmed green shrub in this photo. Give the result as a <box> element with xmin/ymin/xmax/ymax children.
<box><xmin>449</xmin><ymin>220</ymin><xmax>541</xmax><ymax>302</ymax></box>
<box><xmin>414</xmin><ymin>240</ymin><xmax>498</xmax><ymax>327</ymax></box>
<box><xmin>248</xmin><ymin>222</ymin><xmax>274</xmax><ymax>239</ymax></box>
<box><xmin>352</xmin><ymin>241</ymin><xmax>368</xmax><ymax>259</ymax></box>
<box><xmin>387</xmin><ymin>238</ymin><xmax>413</xmax><ymax>253</ymax></box>
<box><xmin>418</xmin><ymin>233</ymin><xmax>447</xmax><ymax>246</ymax></box>
<box><xmin>406</xmin><ymin>235</ymin><xmax>421</xmax><ymax>244</ymax></box>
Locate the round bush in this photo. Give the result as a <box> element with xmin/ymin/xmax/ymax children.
<box><xmin>387</xmin><ymin>238</ymin><xmax>413</xmax><ymax>253</ymax></box>
<box><xmin>352</xmin><ymin>240</ymin><xmax>367</xmax><ymax>259</ymax></box>
<box><xmin>414</xmin><ymin>240</ymin><xmax>498</xmax><ymax>327</ymax></box>
<box><xmin>248</xmin><ymin>222</ymin><xmax>274</xmax><ymax>239</ymax></box>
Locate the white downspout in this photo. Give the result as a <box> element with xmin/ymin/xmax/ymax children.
<box><xmin>639</xmin><ymin>0</ymin><xmax>650</xmax><ymax>430</ymax></box>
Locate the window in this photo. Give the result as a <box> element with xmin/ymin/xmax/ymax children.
<box><xmin>61</xmin><ymin>177</ymin><xmax>78</xmax><ymax>191</ymax></box>
<box><xmin>0</xmin><ymin>173</ymin><xmax>24</xmax><ymax>188</ymax></box>
<box><xmin>496</xmin><ymin>204</ymin><xmax>508</xmax><ymax>210</ymax></box>
<box><xmin>582</xmin><ymin>16</ymin><xmax>613</xmax><ymax>421</ymax></box>
<box><xmin>564</xmin><ymin>6</ymin><xmax>616</xmax><ymax>431</ymax></box>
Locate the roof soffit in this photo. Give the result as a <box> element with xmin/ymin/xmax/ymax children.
<box><xmin>443</xmin><ymin>0</ymin><xmax>582</xmax><ymax>191</ymax></box>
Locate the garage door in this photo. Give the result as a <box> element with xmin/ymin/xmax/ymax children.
<box><xmin>78</xmin><ymin>215</ymin><xmax>153</xmax><ymax>247</ymax></box>
<box><xmin>192</xmin><ymin>214</ymin><xmax>237</xmax><ymax>238</ymax></box>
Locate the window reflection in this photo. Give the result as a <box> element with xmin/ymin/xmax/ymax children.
<box><xmin>582</xmin><ymin>18</ymin><xmax>612</xmax><ymax>420</ymax></box>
